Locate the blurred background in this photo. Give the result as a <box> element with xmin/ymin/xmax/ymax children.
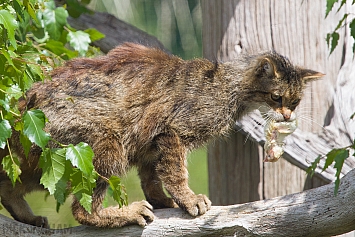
<box><xmin>0</xmin><ymin>0</ymin><xmax>207</xmax><ymax>228</ymax></box>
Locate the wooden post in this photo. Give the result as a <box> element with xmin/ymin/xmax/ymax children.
<box><xmin>202</xmin><ymin>0</ymin><xmax>345</xmax><ymax>204</ymax></box>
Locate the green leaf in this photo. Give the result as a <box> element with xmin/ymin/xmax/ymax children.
<box><xmin>328</xmin><ymin>32</ymin><xmax>340</xmax><ymax>55</ymax></box>
<box><xmin>336</xmin><ymin>0</ymin><xmax>347</xmax><ymax>13</ymax></box>
<box><xmin>70</xmin><ymin>169</ymin><xmax>97</xmax><ymax>214</ymax></box>
<box><xmin>1</xmin><ymin>155</ymin><xmax>21</xmax><ymax>186</ymax></box>
<box><xmin>84</xmin><ymin>28</ymin><xmax>105</xmax><ymax>42</ymax></box>
<box><xmin>0</xmin><ymin>9</ymin><xmax>18</xmax><ymax>49</ymax></box>
<box><xmin>79</xmin><ymin>193</ymin><xmax>92</xmax><ymax>214</ymax></box>
<box><xmin>333</xmin><ymin>149</ymin><xmax>349</xmax><ymax>195</ymax></box>
<box><xmin>67</xmin><ymin>30</ymin><xmax>91</xmax><ymax>56</ymax></box>
<box><xmin>306</xmin><ymin>155</ymin><xmax>321</xmax><ymax>177</ymax></box>
<box><xmin>66</xmin><ymin>142</ymin><xmax>94</xmax><ymax>175</ymax></box>
<box><xmin>350</xmin><ymin>19</ymin><xmax>355</xmax><ymax>53</ymax></box>
<box><xmin>39</xmin><ymin>148</ymin><xmax>67</xmax><ymax>195</ymax></box>
<box><xmin>109</xmin><ymin>175</ymin><xmax>128</xmax><ymax>207</ymax></box>
<box><xmin>326</xmin><ymin>0</ymin><xmax>338</xmax><ymax>17</ymax></box>
<box><xmin>350</xmin><ymin>112</ymin><xmax>355</xmax><ymax>120</ymax></box>
<box><xmin>66</xmin><ymin>0</ymin><xmax>93</xmax><ymax>18</ymax></box>
<box><xmin>54</xmin><ymin>158</ymin><xmax>72</xmax><ymax>212</ymax></box>
<box><xmin>20</xmin><ymin>131</ymin><xmax>32</xmax><ymax>157</ymax></box>
<box><xmin>334</xmin><ymin>13</ymin><xmax>348</xmax><ymax>31</ymax></box>
<box><xmin>23</xmin><ymin>0</ymin><xmax>38</xmax><ymax>23</ymax></box>
<box><xmin>23</xmin><ymin>109</ymin><xmax>50</xmax><ymax>149</ymax></box>
<box><xmin>323</xmin><ymin>148</ymin><xmax>341</xmax><ymax>171</ymax></box>
<box><xmin>0</xmin><ymin>119</ymin><xmax>11</xmax><ymax>149</ymax></box>
<box><xmin>42</xmin><ymin>6</ymin><xmax>68</xmax><ymax>40</ymax></box>
<box><xmin>44</xmin><ymin>39</ymin><xmax>78</xmax><ymax>59</ymax></box>
<box><xmin>0</xmin><ymin>48</ymin><xmax>18</xmax><ymax>71</ymax></box>
<box><xmin>54</xmin><ymin>178</ymin><xmax>70</xmax><ymax>212</ymax></box>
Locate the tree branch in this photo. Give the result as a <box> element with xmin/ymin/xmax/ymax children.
<box><xmin>1</xmin><ymin>168</ymin><xmax>355</xmax><ymax>236</ymax></box>
<box><xmin>67</xmin><ymin>11</ymin><xmax>166</xmax><ymax>53</ymax></box>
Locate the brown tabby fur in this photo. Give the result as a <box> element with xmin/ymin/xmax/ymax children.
<box><xmin>0</xmin><ymin>43</ymin><xmax>323</xmax><ymax>228</ymax></box>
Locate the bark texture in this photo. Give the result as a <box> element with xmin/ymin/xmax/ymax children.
<box><xmin>1</xmin><ymin>168</ymin><xmax>355</xmax><ymax>236</ymax></box>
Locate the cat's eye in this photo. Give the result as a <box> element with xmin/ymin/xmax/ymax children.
<box><xmin>271</xmin><ymin>93</ymin><xmax>281</xmax><ymax>102</ymax></box>
<box><xmin>292</xmin><ymin>99</ymin><xmax>300</xmax><ymax>105</ymax></box>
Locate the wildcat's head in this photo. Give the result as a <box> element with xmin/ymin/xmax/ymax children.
<box><xmin>244</xmin><ymin>51</ymin><xmax>324</xmax><ymax>122</ymax></box>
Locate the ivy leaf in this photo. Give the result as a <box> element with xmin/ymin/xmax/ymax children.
<box><xmin>0</xmin><ymin>10</ymin><xmax>18</xmax><ymax>49</ymax></box>
<box><xmin>326</xmin><ymin>0</ymin><xmax>338</xmax><ymax>18</ymax></box>
<box><xmin>326</xmin><ymin>32</ymin><xmax>339</xmax><ymax>55</ymax></box>
<box><xmin>67</xmin><ymin>30</ymin><xmax>91</xmax><ymax>56</ymax></box>
<box><xmin>23</xmin><ymin>109</ymin><xmax>50</xmax><ymax>149</ymax></box>
<box><xmin>42</xmin><ymin>5</ymin><xmax>68</xmax><ymax>40</ymax></box>
<box><xmin>109</xmin><ymin>175</ymin><xmax>128</xmax><ymax>207</ymax></box>
<box><xmin>39</xmin><ymin>148</ymin><xmax>67</xmax><ymax>195</ymax></box>
<box><xmin>0</xmin><ymin>119</ymin><xmax>11</xmax><ymax>149</ymax></box>
<box><xmin>333</xmin><ymin>149</ymin><xmax>349</xmax><ymax>195</ymax></box>
<box><xmin>66</xmin><ymin>142</ymin><xmax>94</xmax><ymax>175</ymax></box>
<box><xmin>1</xmin><ymin>155</ymin><xmax>21</xmax><ymax>186</ymax></box>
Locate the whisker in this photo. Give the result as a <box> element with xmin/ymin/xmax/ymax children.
<box><xmin>297</xmin><ymin>115</ymin><xmax>325</xmax><ymax>129</ymax></box>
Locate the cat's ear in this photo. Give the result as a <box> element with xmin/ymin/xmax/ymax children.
<box><xmin>258</xmin><ymin>58</ymin><xmax>276</xmax><ymax>77</ymax></box>
<box><xmin>298</xmin><ymin>68</ymin><xmax>325</xmax><ymax>83</ymax></box>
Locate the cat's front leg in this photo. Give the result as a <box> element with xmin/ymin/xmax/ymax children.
<box><xmin>138</xmin><ymin>163</ymin><xmax>178</xmax><ymax>209</ymax></box>
<box><xmin>155</xmin><ymin>132</ymin><xmax>211</xmax><ymax>216</ymax></box>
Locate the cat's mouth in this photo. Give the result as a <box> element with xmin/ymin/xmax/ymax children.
<box><xmin>267</xmin><ymin>109</ymin><xmax>297</xmax><ymax>122</ymax></box>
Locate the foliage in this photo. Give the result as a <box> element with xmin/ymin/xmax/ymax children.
<box><xmin>307</xmin><ymin>144</ymin><xmax>355</xmax><ymax>195</ymax></box>
<box><xmin>307</xmin><ymin>0</ymin><xmax>355</xmax><ymax>195</ymax></box>
<box><xmin>325</xmin><ymin>0</ymin><xmax>355</xmax><ymax>54</ymax></box>
<box><xmin>0</xmin><ymin>0</ymin><xmax>126</xmax><ymax>214</ymax></box>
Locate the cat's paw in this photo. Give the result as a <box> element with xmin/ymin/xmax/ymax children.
<box><xmin>126</xmin><ymin>200</ymin><xmax>155</xmax><ymax>226</ymax></box>
<box><xmin>32</xmin><ymin>216</ymin><xmax>49</xmax><ymax>228</ymax></box>
<box><xmin>183</xmin><ymin>194</ymin><xmax>212</xmax><ymax>216</ymax></box>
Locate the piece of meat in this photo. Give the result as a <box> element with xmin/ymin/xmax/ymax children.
<box><xmin>264</xmin><ymin>120</ymin><xmax>297</xmax><ymax>162</ymax></box>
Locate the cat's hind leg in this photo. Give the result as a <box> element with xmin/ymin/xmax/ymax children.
<box><xmin>0</xmin><ymin>176</ymin><xmax>49</xmax><ymax>228</ymax></box>
<box><xmin>72</xmin><ymin>181</ymin><xmax>154</xmax><ymax>227</ymax></box>
<box><xmin>71</xmin><ymin>134</ymin><xmax>155</xmax><ymax>227</ymax></box>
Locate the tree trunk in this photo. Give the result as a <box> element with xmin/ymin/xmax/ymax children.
<box><xmin>1</xmin><ymin>168</ymin><xmax>355</xmax><ymax>237</ymax></box>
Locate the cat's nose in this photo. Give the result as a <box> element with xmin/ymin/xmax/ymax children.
<box><xmin>282</xmin><ymin>109</ymin><xmax>292</xmax><ymax>121</ymax></box>
<box><xmin>283</xmin><ymin>113</ymin><xmax>291</xmax><ymax>121</ymax></box>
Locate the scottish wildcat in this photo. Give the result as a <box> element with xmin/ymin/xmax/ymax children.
<box><xmin>0</xmin><ymin>43</ymin><xmax>323</xmax><ymax>228</ymax></box>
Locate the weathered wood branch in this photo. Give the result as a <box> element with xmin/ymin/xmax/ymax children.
<box><xmin>67</xmin><ymin>11</ymin><xmax>166</xmax><ymax>53</ymax></box>
<box><xmin>1</xmin><ymin>168</ymin><xmax>355</xmax><ymax>236</ymax></box>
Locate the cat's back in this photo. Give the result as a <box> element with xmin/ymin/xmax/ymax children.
<box><xmin>20</xmin><ymin>44</ymin><xmax>181</xmax><ymax>111</ymax></box>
